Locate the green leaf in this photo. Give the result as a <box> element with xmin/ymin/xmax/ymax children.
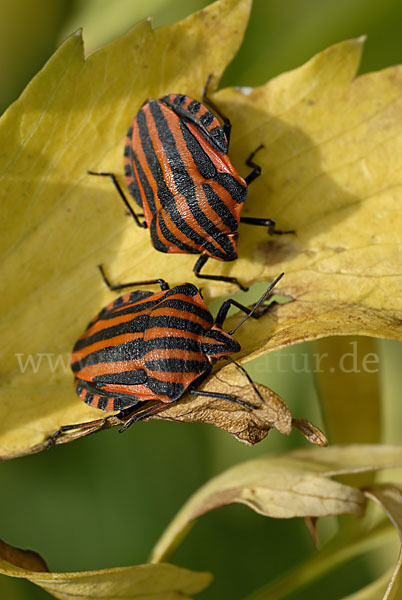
<box><xmin>313</xmin><ymin>337</ymin><xmax>381</xmax><ymax>443</ymax></box>
<box><xmin>338</xmin><ymin>568</ymin><xmax>395</xmax><ymax>600</ymax></box>
<box><xmin>245</xmin><ymin>520</ymin><xmax>397</xmax><ymax>600</ymax></box>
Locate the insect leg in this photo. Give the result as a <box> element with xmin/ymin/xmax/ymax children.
<box><xmin>193</xmin><ymin>255</ymin><xmax>248</xmax><ymax>291</ymax></box>
<box><xmin>99</xmin><ymin>265</ymin><xmax>170</xmax><ymax>291</ymax></box>
<box><xmin>244</xmin><ymin>144</ymin><xmax>263</xmax><ymax>185</ymax></box>
<box><xmin>240</xmin><ymin>216</ymin><xmax>295</xmax><ymax>235</ymax></box>
<box><xmin>215</xmin><ymin>298</ymin><xmax>253</xmax><ymax>328</ymax></box>
<box><xmin>118</xmin><ymin>401</ymin><xmax>167</xmax><ymax>432</ymax></box>
<box><xmin>120</xmin><ymin>384</ymin><xmax>260</xmax><ymax>429</ymax></box>
<box><xmin>242</xmin><ymin>146</ymin><xmax>295</xmax><ymax>234</ymax></box>
<box><xmin>88</xmin><ymin>170</ymin><xmax>147</xmax><ymax>228</ymax></box>
<box><xmin>202</xmin><ymin>74</ymin><xmax>232</xmax><ymax>145</ymax></box>
<box><xmin>221</xmin><ymin>356</ymin><xmax>265</xmax><ymax>404</ymax></box>
<box><xmin>189</xmin><ymin>389</ymin><xmax>256</xmax><ymax>410</ymax></box>
<box><xmin>214</xmin><ymin>273</ymin><xmax>284</xmax><ymax>331</ymax></box>
<box><xmin>45</xmin><ymin>418</ymin><xmax>107</xmax><ymax>448</ymax></box>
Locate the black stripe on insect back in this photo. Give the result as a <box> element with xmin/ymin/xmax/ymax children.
<box><xmin>137</xmin><ymin>106</ymin><xmax>175</xmax><ymax>211</ymax></box>
<box><xmin>98</xmin><ymin>293</ymin><xmax>163</xmax><ymax>321</ymax></box>
<box><xmin>188</xmin><ymin>100</ymin><xmax>201</xmax><ymax>114</ymax></box>
<box><xmin>148</xmin><ymin>102</ymin><xmax>233</xmax><ymax>259</ymax></box>
<box><xmin>214</xmin><ymin>172</ymin><xmax>247</xmax><ymax>205</ymax></box>
<box><xmin>179</xmin><ymin>118</ymin><xmax>216</xmax><ymax>179</ymax></box>
<box><xmin>200</xmin><ymin>111</ymin><xmax>214</xmax><ymax>127</ymax></box>
<box><xmin>202</xmin><ymin>182</ymin><xmax>238</xmax><ymax>232</ymax></box>
<box><xmin>73</xmin><ymin>315</ymin><xmax>149</xmax><ymax>352</ymax></box>
<box><xmin>72</xmin><ymin>339</ymin><xmax>145</xmax><ymax>372</ymax></box>
<box><xmin>93</xmin><ymin>369</ymin><xmax>147</xmax><ymax>385</ymax></box>
<box><xmin>130</xmin><ymin>140</ymin><xmax>157</xmax><ymax>214</ymax></box>
<box><xmin>144</xmin><ymin>358</ymin><xmax>207</xmax><ymax>373</ymax></box>
<box><xmin>137</xmin><ymin>105</ymin><xmax>209</xmax><ymax>254</ymax></box>
<box><xmin>148</xmin><ymin>314</ymin><xmax>207</xmax><ymax>335</ymax></box>
<box><xmin>155</xmin><ymin>210</ymin><xmax>201</xmax><ymax>254</ymax></box>
<box><xmin>173</xmin><ymin>94</ymin><xmax>186</xmax><ymax>107</ymax></box>
<box><xmin>146</xmin><ymin>376</ymin><xmax>185</xmax><ymax>401</ymax></box>
<box><xmin>125</xmin><ymin>146</ymin><xmax>144</xmax><ymax>209</ymax></box>
<box><xmin>159</xmin><ymin>298</ymin><xmax>213</xmax><ymax>324</ymax></box>
<box><xmin>144</xmin><ymin>335</ymin><xmax>202</xmax><ymax>353</ymax></box>
<box><xmin>162</xmin><ymin>283</ymin><xmax>198</xmax><ymax>298</ymax></box>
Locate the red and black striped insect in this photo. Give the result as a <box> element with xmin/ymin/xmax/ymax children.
<box><xmin>51</xmin><ymin>270</ymin><xmax>283</xmax><ymax>440</ymax></box>
<box><xmin>89</xmin><ymin>77</ymin><xmax>292</xmax><ymax>290</ymax></box>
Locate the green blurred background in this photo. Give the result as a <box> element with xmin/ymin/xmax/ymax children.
<box><xmin>1</xmin><ymin>1</ymin><xmax>401</xmax><ymax>599</ymax></box>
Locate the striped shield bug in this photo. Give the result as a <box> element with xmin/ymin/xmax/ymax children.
<box><xmin>48</xmin><ymin>271</ymin><xmax>284</xmax><ymax>442</ymax></box>
<box><xmin>89</xmin><ymin>76</ymin><xmax>293</xmax><ymax>290</ymax></box>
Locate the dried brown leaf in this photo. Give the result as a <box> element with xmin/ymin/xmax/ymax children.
<box><xmin>152</xmin><ymin>366</ymin><xmax>294</xmax><ymax>445</ymax></box>
<box><xmin>0</xmin><ymin>539</ymin><xmax>48</xmax><ymax>573</ymax></box>
<box><xmin>11</xmin><ymin>365</ymin><xmax>327</xmax><ymax>459</ymax></box>
<box><xmin>292</xmin><ymin>419</ymin><xmax>328</xmax><ymax>447</ymax></box>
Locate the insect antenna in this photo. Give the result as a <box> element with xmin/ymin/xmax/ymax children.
<box><xmin>228</xmin><ymin>272</ymin><xmax>284</xmax><ymax>335</ymax></box>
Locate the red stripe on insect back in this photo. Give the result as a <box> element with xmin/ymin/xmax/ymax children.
<box><xmin>77</xmin><ymin>360</ymin><xmax>145</xmax><ymax>381</ymax></box>
<box><xmin>79</xmin><ymin>311</ymin><xmax>143</xmax><ymax>342</ymax></box>
<box><xmin>145</xmin><ymin>371</ymin><xmax>201</xmax><ymax>387</ymax></box>
<box><xmin>81</xmin><ymin>290</ymin><xmax>165</xmax><ymax>339</ymax></box>
<box><xmin>100</xmin><ymin>381</ymin><xmax>172</xmax><ymax>404</ymax></box>
<box><xmin>155</xmin><ymin>205</ymin><xmax>198</xmax><ymax>254</ymax></box>
<box><xmin>157</xmin><ymin>113</ymin><xmax>240</xmax><ymax>257</ymax></box>
<box><xmin>144</xmin><ymin>107</ymin><xmax>232</xmax><ymax>257</ymax></box>
<box><xmin>144</xmin><ymin>348</ymin><xmax>204</xmax><ymax>362</ymax></box>
<box><xmin>102</xmin><ymin>397</ymin><xmax>115</xmax><ymax>411</ymax></box>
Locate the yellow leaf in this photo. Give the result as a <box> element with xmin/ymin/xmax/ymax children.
<box><xmin>364</xmin><ymin>484</ymin><xmax>402</xmax><ymax>536</ymax></box>
<box><xmin>0</xmin><ymin>538</ymin><xmax>211</xmax><ymax>600</ymax></box>
<box><xmin>0</xmin><ymin>0</ymin><xmax>252</xmax><ymax>458</ymax></box>
<box><xmin>151</xmin><ymin>444</ymin><xmax>402</xmax><ymax>563</ymax></box>
<box><xmin>363</xmin><ymin>484</ymin><xmax>402</xmax><ymax>600</ymax></box>
<box><xmin>1</xmin><ymin>4</ymin><xmax>401</xmax><ymax>461</ymax></box>
<box><xmin>244</xmin><ymin>458</ymin><xmax>402</xmax><ymax>600</ymax></box>
<box><xmin>288</xmin><ymin>444</ymin><xmax>402</xmax><ymax>475</ymax></box>
<box><xmin>214</xmin><ymin>37</ymin><xmax>402</xmax><ymax>360</ymax></box>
